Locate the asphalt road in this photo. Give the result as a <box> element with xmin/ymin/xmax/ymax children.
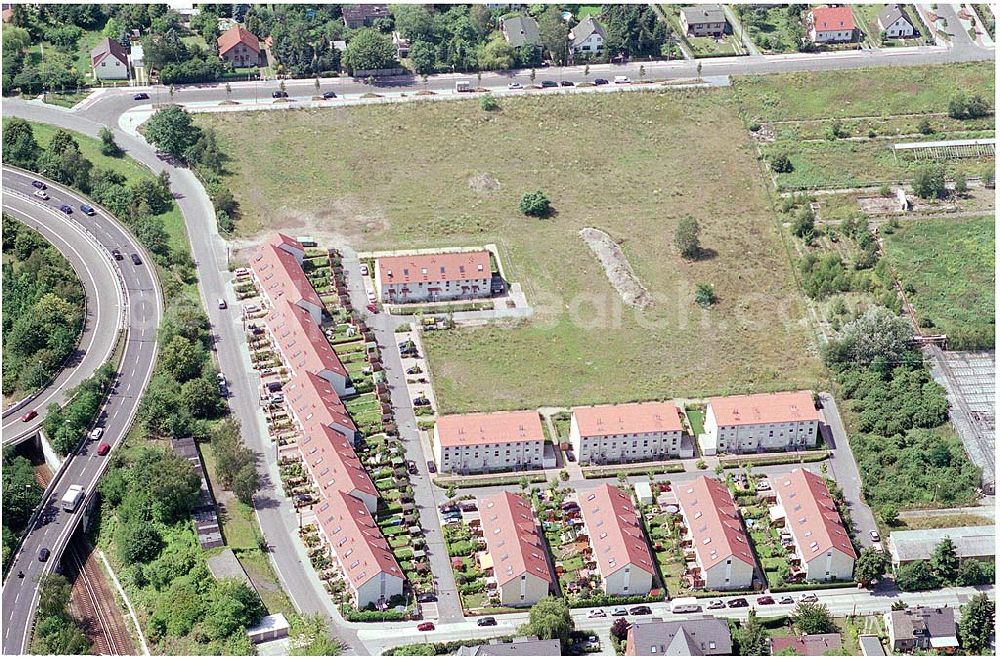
<box><xmin>0</xmin><ymin>169</ymin><xmax>161</xmax><ymax>656</ymax></box>
<box><xmin>1</xmin><ymin>174</ymin><xmax>124</xmax><ymax>446</ymax></box>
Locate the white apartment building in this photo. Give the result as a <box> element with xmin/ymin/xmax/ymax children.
<box><xmin>434</xmin><ymin>411</ymin><xmax>545</xmax><ymax>474</ymax></box>
<box><xmin>375</xmin><ymin>250</ymin><xmax>491</xmax><ymax>304</ymax></box>
<box><xmin>570</xmin><ymin>401</ymin><xmax>688</xmax><ymax>464</ymax></box>
<box><xmin>700</xmin><ymin>390</ymin><xmax>819</xmax><ymax>456</ymax></box>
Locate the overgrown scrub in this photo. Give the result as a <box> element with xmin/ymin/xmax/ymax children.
<box><xmin>1</xmin><ymin>217</ymin><xmax>85</xmax><ymax>398</ymax></box>
<box><xmin>31</xmin><ymin>575</ymin><xmax>90</xmax><ymax>655</ymax></box>
<box><xmin>2</xmin><ymin>448</ymin><xmax>43</xmax><ymax>571</ymax></box>
<box><xmin>42</xmin><ymin>363</ymin><xmax>116</xmax><ymax>455</ymax></box>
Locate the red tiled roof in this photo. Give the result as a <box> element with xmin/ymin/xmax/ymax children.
<box><xmin>250</xmin><ymin>243</ymin><xmax>323</xmax><ymax>312</ymax></box>
<box><xmin>478</xmin><ymin>491</ymin><xmax>553</xmax><ymax>587</ymax></box>
<box><xmin>300</xmin><ymin>424</ymin><xmax>375</xmax><ymax>501</ymax></box>
<box><xmin>573</xmin><ymin>401</ymin><xmax>683</xmax><ymax>437</ymax></box>
<box><xmin>775</xmin><ymin>469</ymin><xmax>857</xmax><ymax>561</ymax></box>
<box><xmin>217</xmin><ymin>25</ymin><xmax>260</xmax><ymax>56</ymax></box>
<box><xmin>377</xmin><ymin>250</ymin><xmax>491</xmax><ymax>287</ymax></box>
<box><xmin>771</xmin><ymin>634</ymin><xmax>843</xmax><ymax>656</ymax></box>
<box><xmin>268</xmin><ymin>232</ymin><xmax>303</xmax><ymax>253</ymax></box>
<box><xmin>676</xmin><ymin>476</ymin><xmax>755</xmax><ymax>571</ymax></box>
<box><xmin>316</xmin><ymin>490</ymin><xmax>402</xmax><ymax>589</ymax></box>
<box><xmin>580</xmin><ymin>485</ymin><xmax>655</xmax><ymax>579</ymax></box>
<box><xmin>436</xmin><ymin>410</ymin><xmax>544</xmax><ymax>448</ymax></box>
<box><xmin>264</xmin><ymin>300</ymin><xmax>347</xmax><ymax>379</ymax></box>
<box><xmin>91</xmin><ymin>37</ymin><xmax>128</xmax><ymax>67</ymax></box>
<box><xmin>285</xmin><ymin>371</ymin><xmax>357</xmax><ymax>434</ymax></box>
<box><xmin>708</xmin><ymin>391</ymin><xmax>819</xmax><ymax>427</ymax></box>
<box><xmin>811</xmin><ymin>6</ymin><xmax>855</xmax><ymax>31</ymax></box>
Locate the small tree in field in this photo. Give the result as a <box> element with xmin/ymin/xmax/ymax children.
<box><xmin>695</xmin><ymin>283</ymin><xmax>716</xmax><ymax>308</ymax></box>
<box><xmin>480</xmin><ymin>94</ymin><xmax>498</xmax><ymax>111</ymax></box>
<box><xmin>520</xmin><ymin>190</ymin><xmax>551</xmax><ymax>217</ymax></box>
<box><xmin>770</xmin><ymin>151</ymin><xmax>793</xmax><ymax>173</ymax></box>
<box><xmin>674</xmin><ymin>215</ymin><xmax>702</xmax><ymax>259</ymax></box>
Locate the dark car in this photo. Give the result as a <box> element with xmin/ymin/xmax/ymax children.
<box><xmin>565</xmin><ymin>450</ymin><xmax>576</xmax><ymax>462</ymax></box>
<box><xmin>80</xmin><ymin>204</ymin><xmax>95</xmax><ymax>216</ymax></box>
<box><xmin>272</xmin><ymin>90</ymin><xmax>288</xmax><ymax>98</ymax></box>
<box><xmin>407</xmin><ymin>460</ymin><xmax>419</xmax><ymax>475</ymax></box>
<box><xmin>416</xmin><ymin>592</ymin><xmax>437</xmax><ymax>603</ymax></box>
<box><xmin>38</xmin><ymin>547</ymin><xmax>50</xmax><ymax>562</ymax></box>
<box><xmin>59</xmin><ymin>204</ymin><xmax>73</xmax><ymax>214</ymax></box>
<box><xmin>111</xmin><ymin>248</ymin><xmax>123</xmax><ymax>260</ymax></box>
<box><xmin>728</xmin><ymin>598</ymin><xmax>749</xmax><ymax>608</ymax></box>
<box><xmin>540</xmin><ymin>80</ymin><xmax>558</xmax><ymax>88</ymax></box>
<box><xmin>594</xmin><ymin>78</ymin><xmax>609</xmax><ymax>85</ymax></box>
<box><xmin>560</xmin><ymin>80</ymin><xmax>574</xmax><ymax>87</ymax></box>
<box><xmin>32</xmin><ymin>180</ymin><xmax>46</xmax><ymax>190</ymax></box>
<box><xmin>477</xmin><ymin>616</ymin><xmax>497</xmax><ymax>627</ymax></box>
<box><xmin>130</xmin><ymin>253</ymin><xmax>142</xmax><ymax>265</ymax></box>
<box><xmin>413</xmin><ymin>396</ymin><xmax>430</xmax><ymax>406</ymax></box>
<box><xmin>427</xmin><ymin>460</ymin><xmax>437</xmax><ymax>474</ymax></box>
<box><xmin>628</xmin><ymin>606</ymin><xmax>652</xmax><ymax>616</ymax></box>
<box><xmin>133</xmin><ymin>92</ymin><xmax>150</xmax><ymax>101</ymax></box>
<box><xmin>757</xmin><ymin>596</ymin><xmax>775</xmax><ymax>606</ymax></box>
<box><xmin>323</xmin><ymin>91</ymin><xmax>337</xmax><ymax>99</ymax></box>
<box><xmin>21</xmin><ymin>409</ymin><xmax>38</xmax><ymax>422</ymax></box>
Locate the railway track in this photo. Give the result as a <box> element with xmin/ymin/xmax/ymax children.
<box><xmin>65</xmin><ymin>539</ymin><xmax>134</xmax><ymax>656</ymax></box>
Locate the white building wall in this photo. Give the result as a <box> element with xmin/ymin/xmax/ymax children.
<box><xmin>95</xmin><ymin>57</ymin><xmax>128</xmax><ymax>80</ymax></box>
<box><xmin>702</xmin><ymin>556</ymin><xmax>754</xmax><ymax>590</ymax></box>
<box><xmin>811</xmin><ymin>28</ymin><xmax>853</xmax><ymax>43</ymax></box>
<box><xmin>702</xmin><ymin>409</ymin><xmax>817</xmax><ymax>455</ymax></box>
<box><xmin>603</xmin><ymin>565</ymin><xmax>653</xmax><ymax>596</ymax></box>
<box><xmin>498</xmin><ymin>573</ymin><xmax>549</xmax><ymax>606</ymax></box>
<box><xmin>575</xmin><ymin>429</ymin><xmax>685</xmax><ymax>464</ymax></box>
<box><xmin>803</xmin><ymin>547</ymin><xmax>855</xmax><ymax>582</ymax></box>
<box><xmin>380</xmin><ymin>277</ymin><xmax>491</xmax><ymax>304</ymax></box>
<box><xmin>354</xmin><ymin>572</ymin><xmax>404</xmax><ymax>608</ymax></box>
<box><xmin>882</xmin><ymin>16</ymin><xmax>915</xmax><ymax>37</ymax></box>
<box><xmin>436</xmin><ymin>438</ymin><xmax>544</xmax><ymax>474</ymax></box>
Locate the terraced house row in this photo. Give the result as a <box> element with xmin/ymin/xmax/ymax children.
<box><xmin>250</xmin><ymin>233</ymin><xmax>403</xmax><ymax>608</ymax></box>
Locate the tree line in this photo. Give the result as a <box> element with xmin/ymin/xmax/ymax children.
<box><xmin>1</xmin><ymin>448</ymin><xmax>43</xmax><ymax>572</ymax></box>
<box><xmin>1</xmin><ymin>218</ymin><xmax>85</xmax><ymax>398</ymax></box>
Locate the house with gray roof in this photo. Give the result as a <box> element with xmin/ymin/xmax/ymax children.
<box><xmin>568</xmin><ymin>16</ymin><xmax>606</xmax><ymax>58</ymax></box>
<box><xmin>887</xmin><ymin>525</ymin><xmax>996</xmax><ymax>567</ymax></box>
<box><xmin>680</xmin><ymin>5</ymin><xmax>729</xmax><ymax>37</ymax></box>
<box><xmin>625</xmin><ymin>617</ymin><xmax>733</xmax><ymax>656</ymax></box>
<box><xmin>455</xmin><ymin>636</ymin><xmax>561</xmax><ymax>656</ymax></box>
<box><xmin>877</xmin><ymin>4</ymin><xmax>918</xmax><ymax>38</ymax></box>
<box><xmin>91</xmin><ymin>37</ymin><xmax>129</xmax><ymax>80</ymax></box>
<box><xmin>885</xmin><ymin>606</ymin><xmax>959</xmax><ymax>653</ymax></box>
<box><xmin>858</xmin><ymin>634</ymin><xmax>887</xmax><ymax>656</ymax></box>
<box><xmin>501</xmin><ymin>15</ymin><xmax>541</xmax><ymax>48</ymax></box>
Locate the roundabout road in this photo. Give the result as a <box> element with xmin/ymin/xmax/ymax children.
<box><xmin>1</xmin><ymin>167</ymin><xmax>162</xmax><ymax>655</ymax></box>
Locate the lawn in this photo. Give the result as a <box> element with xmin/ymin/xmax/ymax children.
<box><xmin>733</xmin><ymin>62</ymin><xmax>996</xmax><ymax>122</ymax></box>
<box><xmin>42</xmin><ymin>89</ymin><xmax>92</xmax><ymax>108</ymax></box>
<box><xmin>732</xmin><ymin>5</ymin><xmax>805</xmax><ymax>54</ymax></box>
<box><xmin>201</xmin><ymin>443</ymin><xmax>261</xmax><ymax>549</ymax></box>
<box><xmin>194</xmin><ymin>91</ymin><xmax>824</xmax><ymax>413</ymax></box>
<box><xmin>685</xmin><ymin>408</ymin><xmax>705</xmax><ymax>437</ymax></box>
<box><xmin>26</xmin><ymin>27</ymin><xmax>106</xmax><ymax>86</ymax></box>
<box><xmin>882</xmin><ymin>216</ymin><xmax>995</xmax><ymax>346</ymax></box>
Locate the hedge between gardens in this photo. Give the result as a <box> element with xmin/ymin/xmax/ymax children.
<box><xmin>581</xmin><ymin>463</ymin><xmax>686</xmax><ymax>479</ymax></box>
<box><xmin>719</xmin><ymin>450</ymin><xmax>829</xmax><ymax>469</ymax></box>
<box><xmin>433</xmin><ymin>473</ymin><xmax>547</xmax><ymax>489</ymax></box>
<box><xmin>569</xmin><ymin>592</ymin><xmax>666</xmax><ymax>609</ymax></box>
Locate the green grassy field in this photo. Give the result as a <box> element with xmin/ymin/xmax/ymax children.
<box><xmin>733</xmin><ymin>62</ymin><xmax>996</xmax><ymax>122</ymax></box>
<box><xmin>883</xmin><ymin>215</ymin><xmax>994</xmax><ymax>344</ymax></box>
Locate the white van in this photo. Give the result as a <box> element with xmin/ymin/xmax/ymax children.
<box><xmin>614</xmin><ymin>75</ymin><xmax>631</xmax><ymax>84</ymax></box>
<box><xmin>455</xmin><ymin>80</ymin><xmax>473</xmax><ymax>92</ymax></box>
<box><xmin>669</xmin><ymin>597</ymin><xmax>700</xmax><ymax>614</ymax></box>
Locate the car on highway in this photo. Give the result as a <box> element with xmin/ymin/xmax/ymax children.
<box><xmin>38</xmin><ymin>547</ymin><xmax>50</xmax><ymax>562</ymax></box>
<box><xmin>594</xmin><ymin>78</ymin><xmax>609</xmax><ymax>85</ymax></box>
<box><xmin>20</xmin><ymin>409</ymin><xmax>38</xmax><ymax>422</ymax></box>
<box><xmin>33</xmin><ymin>189</ymin><xmax>50</xmax><ymax>200</ymax></box>
<box><xmin>427</xmin><ymin>460</ymin><xmax>437</xmax><ymax>473</ymax></box>
<box><xmin>97</xmin><ymin>442</ymin><xmax>111</xmax><ymax>456</ymax></box>
<box><xmin>869</xmin><ymin>530</ymin><xmax>881</xmax><ymax>543</ymax></box>
<box><xmin>707</xmin><ymin>599</ymin><xmax>725</xmax><ymax>610</ymax></box>
<box><xmin>779</xmin><ymin>596</ymin><xmax>795</xmax><ymax>605</ymax></box>
<box><xmin>728</xmin><ymin>598</ymin><xmax>749</xmax><ymax>608</ymax></box>
<box><xmin>477</xmin><ymin>616</ymin><xmax>497</xmax><ymax>627</ymax></box>
<box><xmin>272</xmin><ymin>90</ymin><xmax>288</xmax><ymax>98</ymax></box>
<box><xmin>89</xmin><ymin>427</ymin><xmax>104</xmax><ymax>441</ymax></box>
<box><xmin>507</xmin><ymin>82</ymin><xmax>522</xmax><ymax>89</ymax></box>
<box><xmin>130</xmin><ymin>253</ymin><xmax>142</xmax><ymax>265</ymax></box>
<box><xmin>218</xmin><ymin>298</ymin><xmax>227</xmax><ymax>309</ymax></box>
<box><xmin>32</xmin><ymin>180</ymin><xmax>47</xmax><ymax>190</ymax></box>
<box><xmin>757</xmin><ymin>596</ymin><xmax>775</xmax><ymax>606</ymax></box>
<box><xmin>628</xmin><ymin>605</ymin><xmax>652</xmax><ymax>616</ymax></box>
<box><xmin>323</xmin><ymin>91</ymin><xmax>337</xmax><ymax>99</ymax></box>
<box><xmin>611</xmin><ymin>607</ymin><xmax>628</xmax><ymax>617</ymax></box>
<box><xmin>799</xmin><ymin>593</ymin><xmax>818</xmax><ymax>603</ymax></box>
<box><xmin>560</xmin><ymin>80</ymin><xmax>574</xmax><ymax>87</ymax></box>
<box><xmin>59</xmin><ymin>204</ymin><xmax>73</xmax><ymax>214</ymax></box>
<box><xmin>587</xmin><ymin>608</ymin><xmax>607</xmax><ymax>618</ymax></box>
<box><xmin>417</xmin><ymin>622</ymin><xmax>435</xmax><ymax>632</ymax></box>
<box><xmin>133</xmin><ymin>92</ymin><xmax>150</xmax><ymax>101</ymax></box>
<box><xmin>80</xmin><ymin>204</ymin><xmax>96</xmax><ymax>216</ymax></box>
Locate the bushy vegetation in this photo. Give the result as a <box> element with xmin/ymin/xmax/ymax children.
<box><xmin>31</xmin><ymin>575</ymin><xmax>90</xmax><ymax>655</ymax></box>
<box><xmin>519</xmin><ymin>190</ymin><xmax>551</xmax><ymax>218</ymax></box>
<box><xmin>897</xmin><ymin>538</ymin><xmax>994</xmax><ymax>591</ymax></box>
<box><xmin>42</xmin><ymin>363</ymin><xmax>116</xmax><ymax>455</ymax></box>
<box><xmin>2</xmin><ymin>449</ymin><xmax>43</xmax><ymax>571</ymax></box>
<box><xmin>1</xmin><ymin>217</ymin><xmax>85</xmax><ymax>397</ymax></box>
<box><xmin>209</xmin><ymin>419</ymin><xmax>260</xmax><ymax>505</ymax></box>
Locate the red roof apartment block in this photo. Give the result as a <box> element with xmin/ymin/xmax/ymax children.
<box><xmin>300</xmin><ymin>424</ymin><xmax>377</xmax><ymax>513</ymax></box>
<box><xmin>435</xmin><ymin>410</ymin><xmax>544</xmax><ymax>448</ymax></box>
<box><xmin>573</xmin><ymin>401</ymin><xmax>683</xmax><ymax>437</ymax></box>
<box><xmin>217</xmin><ymin>24</ymin><xmax>260</xmax><ymax>57</ymax></box>
<box><xmin>707</xmin><ymin>391</ymin><xmax>819</xmax><ymax>427</ymax></box>
<box><xmin>580</xmin><ymin>485</ymin><xmax>656</xmax><ymax>595</ymax></box>
<box><xmin>772</xmin><ymin>469</ymin><xmax>856</xmax><ymax>581</ymax></box>
<box><xmin>376</xmin><ymin>251</ymin><xmax>491</xmax><ymax>287</ymax></box>
<box><xmin>250</xmin><ymin>242</ymin><xmax>324</xmax><ymax>324</ymax></box>
<box><xmin>316</xmin><ymin>490</ymin><xmax>404</xmax><ymax>608</ymax></box>
<box><xmin>478</xmin><ymin>491</ymin><xmax>553</xmax><ymax>605</ymax></box>
<box><xmin>264</xmin><ymin>300</ymin><xmax>348</xmax><ymax>394</ymax></box>
<box><xmin>285</xmin><ymin>371</ymin><xmax>357</xmax><ymax>441</ymax></box>
<box><xmin>810</xmin><ymin>6</ymin><xmax>855</xmax><ymax>32</ymax></box>
<box><xmin>676</xmin><ymin>476</ymin><xmax>755</xmax><ymax>590</ymax></box>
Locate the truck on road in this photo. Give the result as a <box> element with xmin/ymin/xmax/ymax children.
<box><xmin>61</xmin><ymin>485</ymin><xmax>85</xmax><ymax>512</ymax></box>
<box><xmin>455</xmin><ymin>80</ymin><xmax>473</xmax><ymax>92</ymax></box>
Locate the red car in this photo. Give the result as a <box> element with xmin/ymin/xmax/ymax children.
<box><xmin>97</xmin><ymin>442</ymin><xmax>111</xmax><ymax>456</ymax></box>
<box><xmin>417</xmin><ymin>622</ymin><xmax>435</xmax><ymax>632</ymax></box>
<box><xmin>20</xmin><ymin>409</ymin><xmax>37</xmax><ymax>422</ymax></box>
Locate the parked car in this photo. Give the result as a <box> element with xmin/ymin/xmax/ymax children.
<box><xmin>869</xmin><ymin>530</ymin><xmax>881</xmax><ymax>543</ymax></box>
<box><xmin>629</xmin><ymin>606</ymin><xmax>652</xmax><ymax>616</ymax></box>
<box><xmin>130</xmin><ymin>253</ymin><xmax>142</xmax><ymax>265</ymax></box>
<box><xmin>133</xmin><ymin>92</ymin><xmax>150</xmax><ymax>101</ymax></box>
<box><xmin>614</xmin><ymin>75</ymin><xmax>631</xmax><ymax>84</ymax></box>
<box><xmin>80</xmin><ymin>204</ymin><xmax>95</xmax><ymax>216</ymax></box>
<box><xmin>38</xmin><ymin>547</ymin><xmax>50</xmax><ymax>562</ymax></box>
<box><xmin>21</xmin><ymin>410</ymin><xmax>38</xmax><ymax>422</ymax></box>
<box><xmin>88</xmin><ymin>428</ymin><xmax>104</xmax><ymax>441</ymax></box>
<box><xmin>507</xmin><ymin>82</ymin><xmax>522</xmax><ymax>89</ymax></box>
<box><xmin>594</xmin><ymin>78</ymin><xmax>609</xmax><ymax>85</ymax></box>
<box><xmin>33</xmin><ymin>189</ymin><xmax>49</xmax><ymax>200</ymax></box>
<box><xmin>272</xmin><ymin>90</ymin><xmax>288</xmax><ymax>98</ymax></box>
<box><xmin>32</xmin><ymin>180</ymin><xmax>47</xmax><ymax>190</ymax></box>
<box><xmin>417</xmin><ymin>622</ymin><xmax>435</xmax><ymax>632</ymax></box>
<box><xmin>416</xmin><ymin>592</ymin><xmax>437</xmax><ymax>603</ymax></box>
<box><xmin>561</xmin><ymin>501</ymin><xmax>580</xmax><ymax>512</ymax></box>
<box><xmin>367</xmin><ymin>290</ymin><xmax>377</xmax><ymax>303</ymax></box>
<box><xmin>413</xmin><ymin>396</ymin><xmax>430</xmax><ymax>406</ymax></box>
<box><xmin>779</xmin><ymin>595</ymin><xmax>795</xmax><ymax>605</ymax></box>
<box><xmin>707</xmin><ymin>599</ymin><xmax>725</xmax><ymax>610</ymax></box>
<box><xmin>587</xmin><ymin>609</ymin><xmax>607</xmax><ymax>618</ymax></box>
<box><xmin>611</xmin><ymin>607</ymin><xmax>628</xmax><ymax>617</ymax></box>
<box><xmin>799</xmin><ymin>593</ymin><xmax>818</xmax><ymax>603</ymax></box>
<box><xmin>111</xmin><ymin>248</ymin><xmax>123</xmax><ymax>260</ymax></box>
<box><xmin>728</xmin><ymin>598</ymin><xmax>749</xmax><ymax>608</ymax></box>
<box><xmin>477</xmin><ymin>616</ymin><xmax>497</xmax><ymax>627</ymax></box>
<box><xmin>360</xmin><ymin>263</ymin><xmax>369</xmax><ymax>276</ymax></box>
<box><xmin>560</xmin><ymin>80</ymin><xmax>574</xmax><ymax>87</ymax></box>
<box><xmin>541</xmin><ymin>80</ymin><xmax>558</xmax><ymax>88</ymax></box>
<box><xmin>459</xmin><ymin>502</ymin><xmax>477</xmax><ymax>512</ymax></box>
<box><xmin>757</xmin><ymin>596</ymin><xmax>775</xmax><ymax>606</ymax></box>
<box><xmin>565</xmin><ymin>450</ymin><xmax>576</xmax><ymax>462</ymax></box>
<box><xmin>97</xmin><ymin>442</ymin><xmax>111</xmax><ymax>456</ymax></box>
<box><xmin>59</xmin><ymin>204</ymin><xmax>73</xmax><ymax>214</ymax></box>
<box><xmin>234</xmin><ymin>267</ymin><xmax>250</xmax><ymax>277</ymax></box>
<box><xmin>756</xmin><ymin>480</ymin><xmax>771</xmax><ymax>492</ymax></box>
<box><xmin>322</xmin><ymin>91</ymin><xmax>337</xmax><ymax>99</ymax></box>
<box><xmin>366</xmin><ymin>303</ymin><xmax>377</xmax><ymax>313</ymax></box>
<box><xmin>427</xmin><ymin>460</ymin><xmax>437</xmax><ymax>473</ymax></box>
<box><xmin>407</xmin><ymin>460</ymin><xmax>419</xmax><ymax>475</ymax></box>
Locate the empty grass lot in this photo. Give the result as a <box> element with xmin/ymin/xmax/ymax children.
<box><xmin>733</xmin><ymin>62</ymin><xmax>996</xmax><ymax>122</ymax></box>
<box><xmin>882</xmin><ymin>216</ymin><xmax>995</xmax><ymax>345</ymax></box>
<box><xmin>196</xmin><ymin>90</ymin><xmax>824</xmax><ymax>413</ymax></box>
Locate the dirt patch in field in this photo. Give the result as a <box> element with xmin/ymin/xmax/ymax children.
<box><xmin>468</xmin><ymin>172</ymin><xmax>500</xmax><ymax>193</ymax></box>
<box><xmin>579</xmin><ymin>227</ymin><xmax>651</xmax><ymax>310</ymax></box>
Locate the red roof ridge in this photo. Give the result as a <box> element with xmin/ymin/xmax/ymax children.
<box><xmin>478</xmin><ymin>491</ymin><xmax>553</xmax><ymax>587</ymax></box>
<box><xmin>218</xmin><ymin>24</ymin><xmax>260</xmax><ymax>56</ymax></box>
<box><xmin>775</xmin><ymin>469</ymin><xmax>857</xmax><ymax>560</ymax></box>
<box><xmin>580</xmin><ymin>484</ymin><xmax>655</xmax><ymax>579</ymax></box>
